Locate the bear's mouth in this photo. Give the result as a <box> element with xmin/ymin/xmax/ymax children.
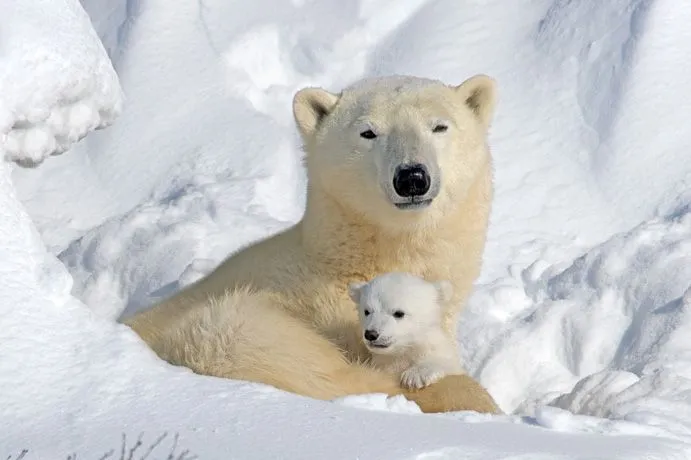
<box><xmin>393</xmin><ymin>198</ymin><xmax>433</xmax><ymax>211</ymax></box>
<box><xmin>367</xmin><ymin>340</ymin><xmax>392</xmax><ymax>349</ymax></box>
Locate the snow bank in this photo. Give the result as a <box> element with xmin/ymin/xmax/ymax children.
<box><xmin>0</xmin><ymin>0</ymin><xmax>122</xmax><ymax>166</ymax></box>
<box><xmin>462</xmin><ymin>207</ymin><xmax>691</xmax><ymax>442</ymax></box>
<box><xmin>587</xmin><ymin>0</ymin><xmax>691</xmax><ymax>223</ymax></box>
<box><xmin>60</xmin><ymin>171</ymin><xmax>296</xmax><ymax>319</ymax></box>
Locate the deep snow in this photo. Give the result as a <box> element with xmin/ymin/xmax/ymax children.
<box><xmin>4</xmin><ymin>0</ymin><xmax>691</xmax><ymax>458</ymax></box>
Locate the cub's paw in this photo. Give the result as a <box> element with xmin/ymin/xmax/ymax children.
<box><xmin>401</xmin><ymin>363</ymin><xmax>446</xmax><ymax>389</ymax></box>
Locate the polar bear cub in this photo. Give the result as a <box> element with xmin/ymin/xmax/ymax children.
<box><xmin>348</xmin><ymin>272</ymin><xmax>464</xmax><ymax>389</ymax></box>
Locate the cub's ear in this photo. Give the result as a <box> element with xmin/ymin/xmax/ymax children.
<box><xmin>293</xmin><ymin>87</ymin><xmax>340</xmax><ymax>142</ymax></box>
<box><xmin>348</xmin><ymin>281</ymin><xmax>367</xmax><ymax>305</ymax></box>
<box><xmin>433</xmin><ymin>280</ymin><xmax>454</xmax><ymax>304</ymax></box>
<box><xmin>453</xmin><ymin>74</ymin><xmax>497</xmax><ymax>129</ymax></box>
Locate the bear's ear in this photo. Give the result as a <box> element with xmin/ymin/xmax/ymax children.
<box><xmin>433</xmin><ymin>280</ymin><xmax>454</xmax><ymax>304</ymax></box>
<box><xmin>453</xmin><ymin>74</ymin><xmax>497</xmax><ymax>129</ymax></box>
<box><xmin>348</xmin><ymin>281</ymin><xmax>367</xmax><ymax>305</ymax></box>
<box><xmin>293</xmin><ymin>87</ymin><xmax>340</xmax><ymax>141</ymax></box>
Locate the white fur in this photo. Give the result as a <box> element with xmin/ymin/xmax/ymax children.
<box><xmin>349</xmin><ymin>272</ymin><xmax>463</xmax><ymax>389</ymax></box>
<box><xmin>300</xmin><ymin>75</ymin><xmax>495</xmax><ymax>236</ymax></box>
<box><xmin>125</xmin><ymin>74</ymin><xmax>502</xmax><ymax>414</ymax></box>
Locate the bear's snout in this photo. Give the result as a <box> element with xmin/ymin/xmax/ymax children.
<box><xmin>364</xmin><ymin>329</ymin><xmax>379</xmax><ymax>341</ymax></box>
<box><xmin>393</xmin><ymin>163</ymin><xmax>431</xmax><ymax>198</ymax></box>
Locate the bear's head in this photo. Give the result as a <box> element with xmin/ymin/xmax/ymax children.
<box><xmin>348</xmin><ymin>272</ymin><xmax>453</xmax><ymax>354</ymax></box>
<box><xmin>293</xmin><ymin>74</ymin><xmax>496</xmax><ymax>232</ymax></box>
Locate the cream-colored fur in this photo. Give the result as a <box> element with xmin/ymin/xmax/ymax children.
<box><xmin>124</xmin><ymin>74</ymin><xmax>500</xmax><ymax>414</ymax></box>
<box><xmin>349</xmin><ymin>272</ymin><xmax>464</xmax><ymax>390</ymax></box>
<box><xmin>155</xmin><ymin>288</ymin><xmax>407</xmax><ymax>399</ymax></box>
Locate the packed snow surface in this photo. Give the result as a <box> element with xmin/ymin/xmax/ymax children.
<box><xmin>4</xmin><ymin>0</ymin><xmax>691</xmax><ymax>458</ymax></box>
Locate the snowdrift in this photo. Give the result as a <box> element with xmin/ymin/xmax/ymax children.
<box><xmin>0</xmin><ymin>0</ymin><xmax>122</xmax><ymax>166</ymax></box>
<box><xmin>4</xmin><ymin>0</ymin><xmax>691</xmax><ymax>458</ymax></box>
<box><xmin>463</xmin><ymin>209</ymin><xmax>691</xmax><ymax>443</ymax></box>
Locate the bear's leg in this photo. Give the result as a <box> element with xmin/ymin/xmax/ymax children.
<box><xmin>331</xmin><ymin>363</ymin><xmax>502</xmax><ymax>414</ymax></box>
<box><xmin>181</xmin><ymin>313</ymin><xmax>501</xmax><ymax>414</ymax></box>
<box><xmin>127</xmin><ymin>290</ymin><xmax>501</xmax><ymax>414</ymax></box>
<box><xmin>228</xmin><ymin>355</ymin><xmax>501</xmax><ymax>414</ymax></box>
<box><xmin>401</xmin><ymin>374</ymin><xmax>502</xmax><ymax>414</ymax></box>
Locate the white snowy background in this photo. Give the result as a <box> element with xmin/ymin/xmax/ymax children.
<box><xmin>2</xmin><ymin>0</ymin><xmax>691</xmax><ymax>458</ymax></box>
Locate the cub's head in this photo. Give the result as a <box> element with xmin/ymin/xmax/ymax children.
<box><xmin>293</xmin><ymin>74</ymin><xmax>496</xmax><ymax>231</ymax></box>
<box><xmin>348</xmin><ymin>272</ymin><xmax>453</xmax><ymax>355</ymax></box>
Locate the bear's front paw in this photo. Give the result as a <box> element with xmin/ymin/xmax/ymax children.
<box><xmin>401</xmin><ymin>363</ymin><xmax>446</xmax><ymax>389</ymax></box>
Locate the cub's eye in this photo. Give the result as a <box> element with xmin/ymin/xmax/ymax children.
<box><xmin>364</xmin><ymin>310</ymin><xmax>371</xmax><ymax>316</ymax></box>
<box><xmin>393</xmin><ymin>310</ymin><xmax>405</xmax><ymax>319</ymax></box>
<box><xmin>432</xmin><ymin>124</ymin><xmax>448</xmax><ymax>133</ymax></box>
<box><xmin>360</xmin><ymin>129</ymin><xmax>377</xmax><ymax>139</ymax></box>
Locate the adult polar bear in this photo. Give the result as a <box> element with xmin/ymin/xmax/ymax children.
<box><xmin>125</xmin><ymin>74</ymin><xmax>501</xmax><ymax>414</ymax></box>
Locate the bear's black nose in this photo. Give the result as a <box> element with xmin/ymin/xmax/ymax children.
<box><xmin>364</xmin><ymin>330</ymin><xmax>379</xmax><ymax>341</ymax></box>
<box><xmin>393</xmin><ymin>164</ymin><xmax>431</xmax><ymax>198</ymax></box>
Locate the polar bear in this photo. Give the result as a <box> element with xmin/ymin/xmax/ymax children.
<box><xmin>124</xmin><ymin>73</ymin><xmax>500</xmax><ymax>414</ymax></box>
<box><xmin>348</xmin><ymin>272</ymin><xmax>463</xmax><ymax>389</ymax></box>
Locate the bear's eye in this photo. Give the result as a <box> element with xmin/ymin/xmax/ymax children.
<box><xmin>393</xmin><ymin>310</ymin><xmax>405</xmax><ymax>319</ymax></box>
<box><xmin>432</xmin><ymin>124</ymin><xmax>448</xmax><ymax>133</ymax></box>
<box><xmin>360</xmin><ymin>129</ymin><xmax>377</xmax><ymax>139</ymax></box>
<box><xmin>364</xmin><ymin>309</ymin><xmax>371</xmax><ymax>316</ymax></box>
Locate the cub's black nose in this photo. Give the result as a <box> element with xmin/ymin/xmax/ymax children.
<box><xmin>393</xmin><ymin>164</ymin><xmax>431</xmax><ymax>197</ymax></box>
<box><xmin>364</xmin><ymin>330</ymin><xmax>379</xmax><ymax>341</ymax></box>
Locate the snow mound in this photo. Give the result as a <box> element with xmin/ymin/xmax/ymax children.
<box><xmin>0</xmin><ymin>0</ymin><xmax>122</xmax><ymax>166</ymax></box>
<box><xmin>585</xmin><ymin>0</ymin><xmax>691</xmax><ymax>223</ymax></box>
<box><xmin>60</xmin><ymin>171</ymin><xmax>296</xmax><ymax>319</ymax></box>
<box><xmin>463</xmin><ymin>207</ymin><xmax>691</xmax><ymax>442</ymax></box>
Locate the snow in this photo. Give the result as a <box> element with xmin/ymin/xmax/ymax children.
<box><xmin>0</xmin><ymin>0</ymin><xmax>123</xmax><ymax>167</ymax></box>
<box><xmin>462</xmin><ymin>209</ymin><xmax>691</xmax><ymax>443</ymax></box>
<box><xmin>4</xmin><ymin>0</ymin><xmax>691</xmax><ymax>458</ymax></box>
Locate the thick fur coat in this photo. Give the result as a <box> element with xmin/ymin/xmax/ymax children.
<box><xmin>124</xmin><ymin>74</ymin><xmax>501</xmax><ymax>414</ymax></box>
